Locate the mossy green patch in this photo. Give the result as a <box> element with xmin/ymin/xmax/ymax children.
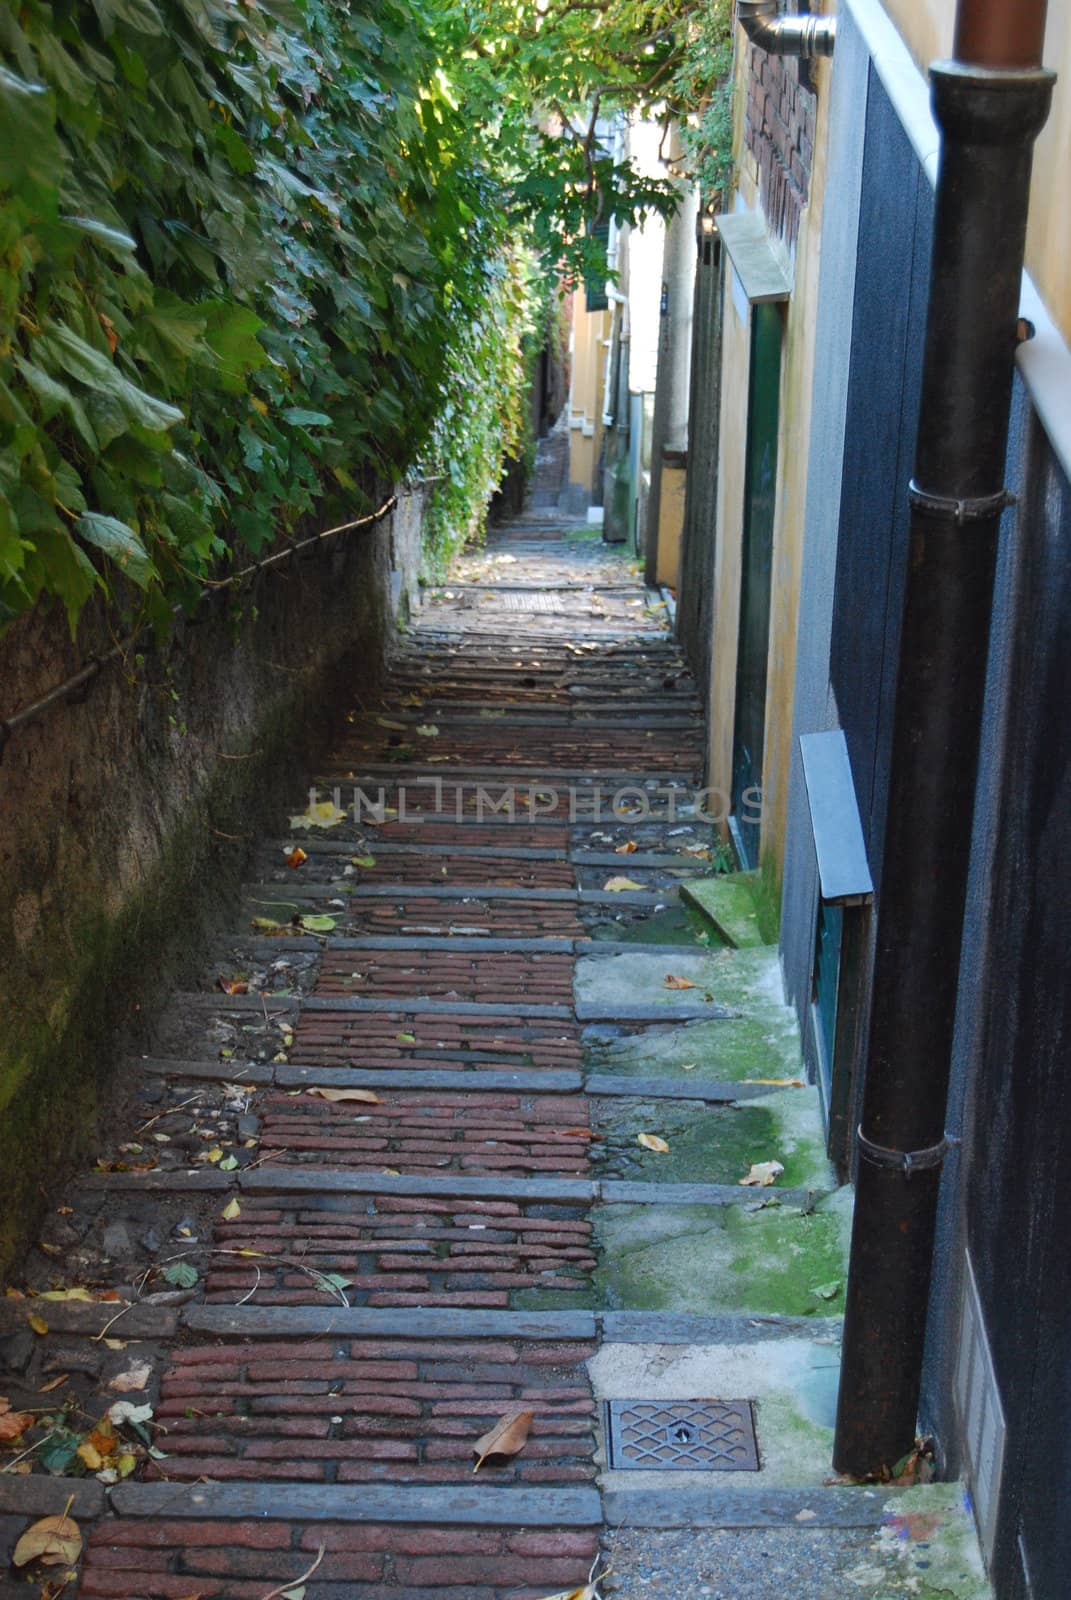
<box><xmin>679</xmin><ymin>872</ymin><xmax>769</xmax><ymax>948</ymax></box>
<box><xmin>866</xmin><ymin>1485</ymin><xmax>992</xmax><ymax>1598</ymax></box>
<box><xmin>587</xmin><ymin>901</ymin><xmax>720</xmax><ymax>946</ymax></box>
<box><xmin>590</xmin><ymin>1097</ymin><xmax>828</xmax><ymax>1190</ymax></box>
<box><xmin>584</xmin><ymin>1013</ymin><xmax>802</xmax><ymax>1083</ymax></box>
<box><xmin>595</xmin><ymin>1191</ymin><xmax>851</xmax><ymax>1316</ymax></box>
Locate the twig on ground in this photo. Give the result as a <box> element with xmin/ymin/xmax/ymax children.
<box><xmin>260</xmin><ymin>1543</ymin><xmax>325</xmax><ymax>1600</ymax></box>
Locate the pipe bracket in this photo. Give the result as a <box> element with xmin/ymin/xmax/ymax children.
<box><xmin>908</xmin><ymin>480</ymin><xmax>1016</xmax><ymax>526</ymax></box>
<box><xmin>857</xmin><ymin>1127</ymin><xmax>959</xmax><ymax>1178</ymax></box>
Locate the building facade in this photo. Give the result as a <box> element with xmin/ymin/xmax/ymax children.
<box><xmin>676</xmin><ymin>2</ymin><xmax>1071</xmax><ymax>1593</ymax></box>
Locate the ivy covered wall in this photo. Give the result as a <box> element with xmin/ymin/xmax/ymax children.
<box><xmin>0</xmin><ymin>0</ymin><xmax>512</xmax><ymax>630</ymax></box>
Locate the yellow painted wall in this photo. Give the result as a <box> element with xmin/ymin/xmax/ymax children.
<box><xmin>707</xmin><ymin>263</ymin><xmax>751</xmax><ymax>823</ymax></box>
<box><xmin>706</xmin><ymin>40</ymin><xmax>834</xmax><ymax>893</ymax></box>
<box><xmin>567</xmin><ymin>289</ymin><xmax>611</xmax><ymax>502</ymax></box>
<box><xmin>656</xmin><ymin>465</ymin><xmax>687</xmax><ymax>588</ymax></box>
<box><xmin>880</xmin><ymin>0</ymin><xmax>1071</xmax><ymax>343</ymax></box>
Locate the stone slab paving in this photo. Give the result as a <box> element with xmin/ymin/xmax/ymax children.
<box><xmin>0</xmin><ymin>471</ymin><xmax>990</xmax><ymax>1598</ymax></box>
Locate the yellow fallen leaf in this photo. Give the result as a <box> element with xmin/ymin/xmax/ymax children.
<box><xmin>603</xmin><ymin>876</ymin><xmax>644</xmax><ymax>893</ymax></box>
<box><xmin>290</xmin><ymin>800</ymin><xmax>348</xmax><ymax>831</ymax></box>
<box><xmin>116</xmin><ymin>1453</ymin><xmax>137</xmax><ymax>1479</ymax></box>
<box><xmin>12</xmin><ymin>1514</ymin><xmax>82</xmax><ymax>1569</ymax></box>
<box><xmin>664</xmin><ymin>974</ymin><xmax>697</xmax><ymax>990</ymax></box>
<box><xmin>637</xmin><ymin>1133</ymin><xmax>670</xmax><ymax>1154</ymax></box>
<box><xmin>39</xmin><ymin>1287</ymin><xmax>94</xmax><ymax>1302</ymax></box>
<box><xmin>306</xmin><ymin>1087</ymin><xmax>382</xmax><ymax>1104</ymax></box>
<box><xmin>472</xmin><ymin>1410</ymin><xmax>534</xmax><ymax>1472</ymax></box>
<box><xmin>740</xmin><ymin>1160</ymin><xmax>785</xmax><ymax>1188</ymax></box>
<box><xmin>220</xmin><ymin>1198</ymin><xmax>241</xmax><ymax>1221</ymax></box>
<box><xmin>535</xmin><ymin>1590</ymin><xmax>599</xmax><ymax>1600</ymax></box>
<box><xmin>77</xmin><ymin>1441</ymin><xmax>103</xmax><ymax>1471</ymax></box>
<box><xmin>28</xmin><ymin>1315</ymin><xmax>48</xmax><ymax>1336</ymax></box>
<box><xmin>203</xmin><ymin>1148</ymin><xmax>224</xmax><ymax>1164</ymax></box>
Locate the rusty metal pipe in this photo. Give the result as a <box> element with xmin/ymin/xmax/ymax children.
<box><xmin>736</xmin><ymin>0</ymin><xmax>836</xmax><ymax>60</ymax></box>
<box><xmin>955</xmin><ymin>0</ymin><xmax>1048</xmax><ymax>68</ymax></box>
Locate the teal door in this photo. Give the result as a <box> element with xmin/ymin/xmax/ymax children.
<box><xmin>731</xmin><ymin>302</ymin><xmax>782</xmax><ymax>868</ymax></box>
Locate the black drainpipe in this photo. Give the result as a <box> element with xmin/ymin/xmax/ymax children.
<box><xmin>833</xmin><ymin>0</ymin><xmax>1054</xmax><ymax>1477</ymax></box>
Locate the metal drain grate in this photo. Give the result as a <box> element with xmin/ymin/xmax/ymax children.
<box><xmin>605</xmin><ymin>1400</ymin><xmax>760</xmax><ymax>1472</ymax></box>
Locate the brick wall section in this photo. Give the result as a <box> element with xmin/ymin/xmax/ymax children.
<box><xmin>146</xmin><ymin>1338</ymin><xmax>598</xmax><ymax>1488</ymax></box>
<box><xmin>258</xmin><ymin>1089</ymin><xmax>593</xmax><ymax>1175</ymax></box>
<box><xmin>82</xmin><ymin>1518</ymin><xmax>602</xmax><ymax>1599</ymax></box>
<box><xmin>288</xmin><ymin>1010</ymin><xmax>584</xmax><ymax>1072</ymax></box>
<box><xmin>743</xmin><ymin>44</ymin><xmax>817</xmax><ymax>250</ymax></box>
<box><xmin>205</xmin><ymin>1195</ymin><xmax>596</xmax><ymax>1309</ymax></box>
<box><xmin>315</xmin><ymin>950</ymin><xmax>576</xmax><ymax>1003</ymax></box>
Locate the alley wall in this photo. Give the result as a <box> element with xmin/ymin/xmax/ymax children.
<box><xmin>0</xmin><ymin>491</ymin><xmax>425</xmax><ymax>1271</ymax></box>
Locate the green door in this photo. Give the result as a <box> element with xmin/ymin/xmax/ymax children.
<box><xmin>731</xmin><ymin>301</ymin><xmax>782</xmax><ymax>868</ymax></box>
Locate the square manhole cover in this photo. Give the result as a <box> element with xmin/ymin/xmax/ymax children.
<box><xmin>605</xmin><ymin>1399</ymin><xmax>760</xmax><ymax>1472</ymax></box>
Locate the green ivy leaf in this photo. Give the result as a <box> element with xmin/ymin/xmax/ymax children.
<box><xmin>76</xmin><ymin>511</ymin><xmax>155</xmax><ymax>589</ymax></box>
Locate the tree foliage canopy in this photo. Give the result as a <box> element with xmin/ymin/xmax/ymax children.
<box><xmin>0</xmin><ymin>0</ymin><xmax>732</xmax><ymax>634</ymax></box>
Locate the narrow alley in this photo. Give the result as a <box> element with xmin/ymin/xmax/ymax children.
<box><xmin>0</xmin><ymin>446</ymin><xmax>986</xmax><ymax>1600</ymax></box>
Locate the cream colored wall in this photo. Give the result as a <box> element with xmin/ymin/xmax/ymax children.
<box><xmin>707</xmin><ymin>264</ymin><xmax>750</xmax><ymax>820</ymax></box>
<box><xmin>706</xmin><ymin>40</ymin><xmax>834</xmax><ymax>890</ymax></box>
<box><xmin>567</xmin><ymin>291</ymin><xmax>610</xmax><ymax>501</ymax></box>
<box><xmin>656</xmin><ymin>465</ymin><xmax>687</xmax><ymax>588</ymax></box>
<box><xmin>880</xmin><ymin>0</ymin><xmax>1071</xmax><ymax>343</ymax></box>
<box><xmin>757</xmin><ymin>56</ymin><xmax>834</xmax><ymax>898</ymax></box>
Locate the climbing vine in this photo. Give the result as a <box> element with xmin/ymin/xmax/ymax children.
<box><xmin>0</xmin><ymin>0</ymin><xmax>734</xmax><ymax>633</ymax></box>
<box><xmin>0</xmin><ymin>0</ymin><xmax>495</xmax><ymax>630</ymax></box>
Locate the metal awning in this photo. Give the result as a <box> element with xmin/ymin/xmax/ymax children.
<box><xmin>800</xmin><ymin>730</ymin><xmax>874</xmax><ymax>906</ymax></box>
<box><xmin>715</xmin><ymin>212</ymin><xmax>792</xmax><ymax>303</ymax></box>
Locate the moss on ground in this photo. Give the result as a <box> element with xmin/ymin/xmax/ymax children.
<box><xmin>590</xmin><ymin>1093</ymin><xmax>831</xmax><ymax>1191</ymax></box>
<box><xmin>595</xmin><ymin>1191</ymin><xmax>851</xmax><ymax>1317</ymax></box>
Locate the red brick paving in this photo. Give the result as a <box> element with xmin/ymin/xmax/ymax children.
<box><xmin>59</xmin><ymin>503</ymin><xmax>696</xmax><ymax>1600</ymax></box>
<box><xmin>204</xmin><ymin>1194</ymin><xmax>596</xmax><ymax>1308</ymax></box>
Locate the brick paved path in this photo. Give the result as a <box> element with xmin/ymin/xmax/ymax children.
<box><xmin>3</xmin><ymin>456</ymin><xmax>974</xmax><ymax>1599</ymax></box>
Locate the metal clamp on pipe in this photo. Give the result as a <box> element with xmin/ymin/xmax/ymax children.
<box><xmin>908</xmin><ymin>480</ymin><xmax>1017</xmax><ymax>525</ymax></box>
<box><xmin>857</xmin><ymin>1128</ymin><xmax>959</xmax><ymax>1178</ymax></box>
<box><xmin>737</xmin><ymin>0</ymin><xmax>836</xmax><ymax>59</ymax></box>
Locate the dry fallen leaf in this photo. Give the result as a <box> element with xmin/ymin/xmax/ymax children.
<box><xmin>39</xmin><ymin>1374</ymin><xmax>69</xmax><ymax>1394</ymax></box>
<box><xmin>637</xmin><ymin>1133</ymin><xmax>670</xmax><ymax>1154</ymax></box>
<box><xmin>664</xmin><ymin>974</ymin><xmax>697</xmax><ymax>990</ymax></box>
<box><xmin>471</xmin><ymin>1410</ymin><xmax>534</xmax><ymax>1472</ymax></box>
<box><xmin>743</xmin><ymin>1078</ymin><xmax>806</xmax><ymax>1088</ymax></box>
<box><xmin>218</xmin><ymin>977</ymin><xmax>249</xmax><ymax>996</ymax></box>
<box><xmin>0</xmin><ymin>1407</ymin><xmax>33</xmax><ymax>1441</ymax></box>
<box><xmin>615</xmin><ymin>841</ymin><xmax>639</xmax><ymax>855</ymax></box>
<box><xmin>290</xmin><ymin>800</ymin><xmax>348</xmax><ymax>831</ymax></box>
<box><xmin>306</xmin><ymin>1087</ymin><xmax>382</xmax><ymax>1104</ymax></box>
<box><xmin>287</xmin><ymin>847</ymin><xmax>309</xmax><ymax>869</ymax></box>
<box><xmin>603</xmin><ymin>876</ymin><xmax>644</xmax><ymax>893</ymax></box>
<box><xmin>740</xmin><ymin>1160</ymin><xmax>786</xmax><ymax>1188</ymax></box>
<box><xmin>536</xmin><ymin>1589</ymin><xmax>600</xmax><ymax>1600</ymax></box>
<box><xmin>109</xmin><ymin>1363</ymin><xmax>152</xmax><ymax>1392</ymax></box>
<box><xmin>12</xmin><ymin>1514</ymin><xmax>82</xmax><ymax>1569</ymax></box>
